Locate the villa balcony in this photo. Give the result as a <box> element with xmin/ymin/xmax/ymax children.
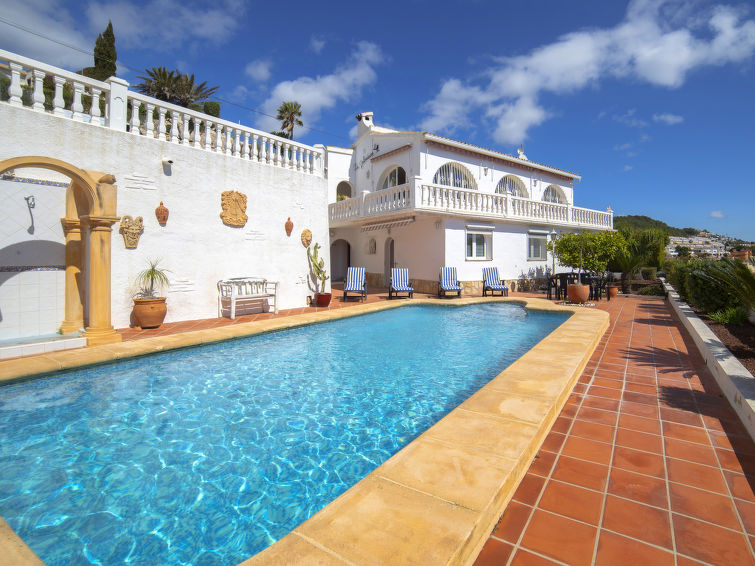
<box><xmin>329</xmin><ymin>180</ymin><xmax>614</xmax><ymax>230</ymax></box>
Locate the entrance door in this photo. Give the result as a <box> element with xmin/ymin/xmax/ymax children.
<box><xmin>330</xmin><ymin>239</ymin><xmax>350</xmax><ymax>282</ymax></box>
<box><xmin>383</xmin><ymin>237</ymin><xmax>394</xmax><ymax>286</ymax></box>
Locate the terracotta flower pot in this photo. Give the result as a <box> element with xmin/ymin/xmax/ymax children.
<box><xmin>313</xmin><ymin>292</ymin><xmax>332</xmax><ymax>307</ymax></box>
<box><xmin>133</xmin><ymin>297</ymin><xmax>167</xmax><ymax>328</ymax></box>
<box><xmin>608</xmin><ymin>285</ymin><xmax>619</xmax><ymax>299</ymax></box>
<box><xmin>567</xmin><ymin>284</ymin><xmax>590</xmax><ymax>304</ymax></box>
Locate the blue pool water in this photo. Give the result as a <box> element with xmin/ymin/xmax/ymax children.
<box><xmin>0</xmin><ymin>303</ymin><xmax>567</xmax><ymax>565</ymax></box>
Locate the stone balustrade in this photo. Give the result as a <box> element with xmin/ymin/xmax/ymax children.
<box><xmin>329</xmin><ymin>181</ymin><xmax>614</xmax><ymax>230</ymax></box>
<box><xmin>0</xmin><ymin>49</ymin><xmax>323</xmax><ymax>176</ymax></box>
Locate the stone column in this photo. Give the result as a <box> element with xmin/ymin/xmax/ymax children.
<box><xmin>59</xmin><ymin>218</ymin><xmax>84</xmax><ymax>334</ymax></box>
<box><xmin>80</xmin><ymin>215</ymin><xmax>122</xmax><ymax>346</ymax></box>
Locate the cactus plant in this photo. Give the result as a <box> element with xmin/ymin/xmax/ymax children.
<box><xmin>307</xmin><ymin>242</ymin><xmax>329</xmax><ymax>293</ymax></box>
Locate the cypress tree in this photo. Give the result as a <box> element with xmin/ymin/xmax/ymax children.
<box><xmin>93</xmin><ymin>21</ymin><xmax>117</xmax><ymax>81</ymax></box>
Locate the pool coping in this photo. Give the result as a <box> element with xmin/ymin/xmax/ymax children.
<box><xmin>0</xmin><ymin>297</ymin><xmax>609</xmax><ymax>565</ymax></box>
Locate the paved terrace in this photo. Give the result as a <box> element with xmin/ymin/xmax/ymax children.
<box><xmin>119</xmin><ymin>287</ymin><xmax>755</xmax><ymax>565</ymax></box>
<box><xmin>2</xmin><ymin>288</ymin><xmax>754</xmax><ymax>565</ymax></box>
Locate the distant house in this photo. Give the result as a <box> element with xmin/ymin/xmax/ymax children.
<box><xmin>325</xmin><ymin>112</ymin><xmax>613</xmax><ymax>293</ymax></box>
<box><xmin>731</xmin><ymin>249</ymin><xmax>752</xmax><ymax>261</ymax></box>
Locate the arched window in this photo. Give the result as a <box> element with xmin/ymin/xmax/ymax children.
<box><xmin>495</xmin><ymin>175</ymin><xmax>528</xmax><ymax>198</ymax></box>
<box><xmin>543</xmin><ymin>185</ymin><xmax>566</xmax><ymax>204</ymax></box>
<box><xmin>336</xmin><ymin>181</ymin><xmax>352</xmax><ymax>200</ymax></box>
<box><xmin>432</xmin><ymin>162</ymin><xmax>477</xmax><ymax>189</ymax></box>
<box><xmin>380</xmin><ymin>166</ymin><xmax>406</xmax><ymax>190</ymax></box>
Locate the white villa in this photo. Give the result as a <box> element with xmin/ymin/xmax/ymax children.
<box><xmin>0</xmin><ymin>48</ymin><xmax>612</xmax><ymax>350</ymax></box>
<box><xmin>325</xmin><ymin>112</ymin><xmax>613</xmax><ymax>293</ymax></box>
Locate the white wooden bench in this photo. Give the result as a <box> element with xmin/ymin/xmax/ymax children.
<box><xmin>217</xmin><ymin>277</ymin><xmax>279</xmax><ymax>319</ymax></box>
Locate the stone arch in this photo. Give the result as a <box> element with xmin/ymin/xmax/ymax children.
<box><xmin>543</xmin><ymin>184</ymin><xmax>566</xmax><ymax>204</ymax></box>
<box><xmin>0</xmin><ymin>156</ymin><xmax>121</xmax><ymax>346</ymax></box>
<box><xmin>496</xmin><ymin>174</ymin><xmax>529</xmax><ymax>198</ymax></box>
<box><xmin>432</xmin><ymin>162</ymin><xmax>477</xmax><ymax>190</ymax></box>
<box><xmin>377</xmin><ymin>165</ymin><xmax>407</xmax><ymax>190</ymax></box>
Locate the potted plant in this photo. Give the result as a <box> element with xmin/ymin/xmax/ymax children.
<box><xmin>132</xmin><ymin>258</ymin><xmax>170</xmax><ymax>328</ymax></box>
<box><xmin>550</xmin><ymin>232</ymin><xmax>627</xmax><ymax>304</ymax></box>
<box><xmin>307</xmin><ymin>242</ymin><xmax>331</xmax><ymax>307</ymax></box>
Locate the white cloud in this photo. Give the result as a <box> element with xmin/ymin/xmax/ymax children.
<box><xmin>257</xmin><ymin>41</ymin><xmax>384</xmax><ymax>134</ymax></box>
<box><xmin>420</xmin><ymin>0</ymin><xmax>755</xmax><ymax>143</ymax></box>
<box><xmin>710</xmin><ymin>210</ymin><xmax>725</xmax><ymax>218</ymax></box>
<box><xmin>310</xmin><ymin>35</ymin><xmax>326</xmax><ymax>54</ymax></box>
<box><xmin>86</xmin><ymin>0</ymin><xmax>246</xmax><ymax>49</ymax></box>
<box><xmin>245</xmin><ymin>59</ymin><xmax>272</xmax><ymax>82</ymax></box>
<box><xmin>0</xmin><ymin>0</ymin><xmax>93</xmax><ymax>69</ymax></box>
<box><xmin>653</xmin><ymin>112</ymin><xmax>684</xmax><ymax>124</ymax></box>
<box><xmin>0</xmin><ymin>0</ymin><xmax>247</xmax><ymax>71</ymax></box>
<box><xmin>614</xmin><ymin>108</ymin><xmax>648</xmax><ymax>128</ymax></box>
<box><xmin>624</xmin><ymin>165</ymin><xmax>633</xmax><ymax>171</ymax></box>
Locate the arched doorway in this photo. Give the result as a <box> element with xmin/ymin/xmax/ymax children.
<box><xmin>0</xmin><ymin>156</ymin><xmax>121</xmax><ymax>346</ymax></box>
<box><xmin>336</xmin><ymin>181</ymin><xmax>352</xmax><ymax>200</ymax></box>
<box><xmin>330</xmin><ymin>239</ymin><xmax>350</xmax><ymax>282</ymax></box>
<box><xmin>384</xmin><ymin>237</ymin><xmax>394</xmax><ymax>286</ymax></box>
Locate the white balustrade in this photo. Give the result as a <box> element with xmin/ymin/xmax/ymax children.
<box><xmin>0</xmin><ymin>48</ymin><xmax>323</xmax><ymax>177</ymax></box>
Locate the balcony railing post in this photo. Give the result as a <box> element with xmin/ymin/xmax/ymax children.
<box><xmin>106</xmin><ymin>77</ymin><xmax>129</xmax><ymax>131</ymax></box>
<box><xmin>8</xmin><ymin>62</ymin><xmax>23</xmax><ymax>107</ymax></box>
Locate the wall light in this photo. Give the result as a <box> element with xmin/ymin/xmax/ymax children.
<box><xmin>24</xmin><ymin>195</ymin><xmax>35</xmax><ymax>208</ymax></box>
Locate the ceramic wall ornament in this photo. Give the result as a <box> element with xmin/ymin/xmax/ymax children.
<box><xmin>220</xmin><ymin>190</ymin><xmax>248</xmax><ymax>227</ymax></box>
<box><xmin>285</xmin><ymin>217</ymin><xmax>293</xmax><ymax>237</ymax></box>
<box><xmin>155</xmin><ymin>202</ymin><xmax>169</xmax><ymax>225</ymax></box>
<box><xmin>300</xmin><ymin>229</ymin><xmax>312</xmax><ymax>248</ymax></box>
<box><xmin>119</xmin><ymin>215</ymin><xmax>144</xmax><ymax>249</ymax></box>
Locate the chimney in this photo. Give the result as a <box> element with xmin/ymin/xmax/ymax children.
<box><xmin>355</xmin><ymin>111</ymin><xmax>374</xmax><ymax>138</ymax></box>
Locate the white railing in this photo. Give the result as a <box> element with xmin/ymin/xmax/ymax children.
<box><xmin>0</xmin><ymin>49</ymin><xmax>323</xmax><ymax>176</ymax></box>
<box><xmin>364</xmin><ymin>183</ymin><xmax>412</xmax><ymax>216</ymax></box>
<box><xmin>571</xmin><ymin>205</ymin><xmax>613</xmax><ymax>228</ymax></box>
<box><xmin>328</xmin><ymin>181</ymin><xmax>613</xmax><ymax>230</ymax></box>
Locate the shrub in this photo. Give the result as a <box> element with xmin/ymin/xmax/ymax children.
<box><xmin>636</xmin><ymin>284</ymin><xmax>665</xmax><ymax>296</ymax></box>
<box><xmin>686</xmin><ymin>260</ymin><xmax>740</xmax><ymax>313</ymax></box>
<box><xmin>203</xmin><ymin>101</ymin><xmax>220</xmax><ymax>117</ymax></box>
<box><xmin>0</xmin><ymin>75</ymin><xmax>9</xmax><ymax>101</ymax></box>
<box><xmin>641</xmin><ymin>267</ymin><xmax>657</xmax><ymax>280</ymax></box>
<box><xmin>708</xmin><ymin>306</ymin><xmax>748</xmax><ymax>325</ymax></box>
<box><xmin>669</xmin><ymin>259</ymin><xmax>693</xmax><ymax>301</ymax></box>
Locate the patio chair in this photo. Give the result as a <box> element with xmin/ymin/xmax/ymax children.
<box><xmin>482</xmin><ymin>267</ymin><xmax>509</xmax><ymax>297</ymax></box>
<box><xmin>389</xmin><ymin>268</ymin><xmax>414</xmax><ymax>299</ymax></box>
<box><xmin>438</xmin><ymin>267</ymin><xmax>462</xmax><ymax>298</ymax></box>
<box><xmin>343</xmin><ymin>266</ymin><xmax>366</xmax><ymax>302</ymax></box>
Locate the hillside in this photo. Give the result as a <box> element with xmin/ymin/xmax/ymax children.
<box><xmin>613</xmin><ymin>215</ymin><xmax>698</xmax><ymax>237</ymax></box>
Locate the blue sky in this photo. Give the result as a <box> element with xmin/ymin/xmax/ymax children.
<box><xmin>2</xmin><ymin>0</ymin><xmax>754</xmax><ymax>240</ymax></box>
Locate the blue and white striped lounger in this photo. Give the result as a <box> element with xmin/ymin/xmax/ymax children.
<box><xmin>389</xmin><ymin>268</ymin><xmax>414</xmax><ymax>299</ymax></box>
<box><xmin>343</xmin><ymin>266</ymin><xmax>366</xmax><ymax>302</ymax></box>
<box><xmin>438</xmin><ymin>267</ymin><xmax>462</xmax><ymax>298</ymax></box>
<box><xmin>482</xmin><ymin>267</ymin><xmax>509</xmax><ymax>297</ymax></box>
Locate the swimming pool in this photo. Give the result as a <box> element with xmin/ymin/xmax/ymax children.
<box><xmin>0</xmin><ymin>303</ymin><xmax>568</xmax><ymax>565</ymax></box>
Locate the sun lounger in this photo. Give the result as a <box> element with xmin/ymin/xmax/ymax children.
<box><xmin>482</xmin><ymin>267</ymin><xmax>509</xmax><ymax>297</ymax></box>
<box><xmin>343</xmin><ymin>266</ymin><xmax>366</xmax><ymax>302</ymax></box>
<box><xmin>389</xmin><ymin>268</ymin><xmax>414</xmax><ymax>299</ymax></box>
<box><xmin>438</xmin><ymin>267</ymin><xmax>462</xmax><ymax>298</ymax></box>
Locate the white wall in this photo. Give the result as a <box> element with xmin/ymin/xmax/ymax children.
<box><xmin>330</xmin><ymin>216</ymin><xmax>443</xmax><ymax>283</ymax></box>
<box><xmin>1</xmin><ymin>105</ymin><xmax>329</xmax><ymax>331</ymax></box>
<box><xmin>324</xmin><ymin>146</ymin><xmax>353</xmax><ymax>203</ymax></box>
<box><xmin>0</xmin><ymin>177</ymin><xmax>67</xmax><ymax>340</ymax></box>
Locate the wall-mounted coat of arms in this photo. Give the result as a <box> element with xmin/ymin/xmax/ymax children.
<box><xmin>220</xmin><ymin>190</ymin><xmax>248</xmax><ymax>227</ymax></box>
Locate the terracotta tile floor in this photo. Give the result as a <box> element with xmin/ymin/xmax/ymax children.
<box><xmin>117</xmin><ymin>284</ymin><xmax>436</xmax><ymax>341</ymax></box>
<box><xmin>475</xmin><ymin>296</ymin><xmax>755</xmax><ymax>566</ymax></box>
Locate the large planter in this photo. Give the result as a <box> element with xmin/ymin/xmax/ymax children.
<box><xmin>133</xmin><ymin>297</ymin><xmax>167</xmax><ymax>329</ymax></box>
<box><xmin>608</xmin><ymin>285</ymin><xmax>619</xmax><ymax>299</ymax></box>
<box><xmin>313</xmin><ymin>292</ymin><xmax>332</xmax><ymax>308</ymax></box>
<box><xmin>567</xmin><ymin>284</ymin><xmax>590</xmax><ymax>304</ymax></box>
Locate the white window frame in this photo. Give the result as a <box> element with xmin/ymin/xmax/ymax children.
<box><xmin>527</xmin><ymin>231</ymin><xmax>548</xmax><ymax>261</ymax></box>
<box><xmin>466</xmin><ymin>224</ymin><xmax>493</xmax><ymax>261</ymax></box>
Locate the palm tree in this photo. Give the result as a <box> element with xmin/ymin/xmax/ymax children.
<box><xmin>135</xmin><ymin>67</ymin><xmax>179</xmax><ymax>102</ymax></box>
<box><xmin>173</xmin><ymin>73</ymin><xmax>219</xmax><ymax>107</ymax></box>
<box><xmin>136</xmin><ymin>67</ymin><xmax>219</xmax><ymax>107</ymax></box>
<box><xmin>276</xmin><ymin>101</ymin><xmax>303</xmax><ymax>141</ymax></box>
